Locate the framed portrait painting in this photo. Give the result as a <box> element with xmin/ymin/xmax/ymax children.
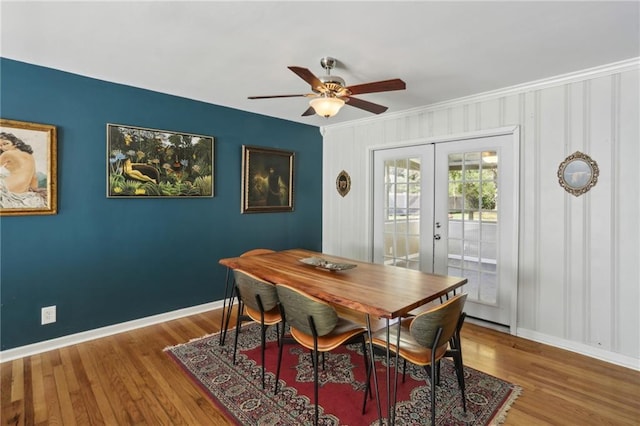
<box><xmin>0</xmin><ymin>118</ymin><xmax>57</xmax><ymax>216</ymax></box>
<box><xmin>107</xmin><ymin>123</ymin><xmax>214</xmax><ymax>198</ymax></box>
<box><xmin>241</xmin><ymin>145</ymin><xmax>294</xmax><ymax>213</ymax></box>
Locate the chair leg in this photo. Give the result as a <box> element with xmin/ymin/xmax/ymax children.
<box><xmin>449</xmin><ymin>340</ymin><xmax>467</xmax><ymax>412</ymax></box>
<box><xmin>453</xmin><ymin>351</ymin><xmax>467</xmax><ymax>412</ymax></box>
<box><xmin>361</xmin><ymin>337</ymin><xmax>374</xmax><ymax>415</ymax></box>
<box><xmin>313</xmin><ymin>348</ymin><xmax>319</xmax><ymax>425</ymax></box>
<box><xmin>362</xmin><ymin>347</ymin><xmax>372</xmax><ymax>414</ymax></box>
<box><xmin>308</xmin><ymin>349</ymin><xmax>326</xmax><ymax>371</ymax></box>
<box><xmin>222</xmin><ymin>286</ymin><xmax>238</xmax><ymax>346</ymax></box>
<box><xmin>219</xmin><ymin>268</ymin><xmax>232</xmax><ymax>345</ymax></box>
<box><xmin>260</xmin><ymin>322</ymin><xmax>267</xmax><ymax>389</ymax></box>
<box><xmin>450</xmin><ymin>322</ymin><xmax>467</xmax><ymax>412</ymax></box>
<box><xmin>274</xmin><ymin>320</ymin><xmax>286</xmax><ymax>395</ymax></box>
<box><xmin>425</xmin><ymin>364</ymin><xmax>437</xmax><ymax>426</ymax></box>
<box><xmin>232</xmin><ymin>300</ymin><xmax>243</xmax><ymax>365</ymax></box>
<box><xmin>427</xmin><ymin>327</ymin><xmax>443</xmax><ymax>425</ymax></box>
<box><xmin>360</xmin><ymin>337</ymin><xmax>372</xmax><ymax>399</ymax></box>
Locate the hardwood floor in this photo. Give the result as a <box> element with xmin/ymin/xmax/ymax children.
<box><xmin>2</xmin><ymin>307</ymin><xmax>639</xmax><ymax>425</ymax></box>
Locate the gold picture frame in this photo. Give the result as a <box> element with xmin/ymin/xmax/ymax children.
<box><xmin>241</xmin><ymin>145</ymin><xmax>294</xmax><ymax>213</ymax></box>
<box><xmin>336</xmin><ymin>170</ymin><xmax>351</xmax><ymax>197</ymax></box>
<box><xmin>557</xmin><ymin>151</ymin><xmax>599</xmax><ymax>197</ymax></box>
<box><xmin>107</xmin><ymin>123</ymin><xmax>214</xmax><ymax>198</ymax></box>
<box><xmin>0</xmin><ymin>118</ymin><xmax>57</xmax><ymax>216</ymax></box>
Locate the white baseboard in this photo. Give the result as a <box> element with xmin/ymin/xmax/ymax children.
<box><xmin>0</xmin><ymin>300</ymin><xmax>226</xmax><ymax>363</ymax></box>
<box><xmin>465</xmin><ymin>316</ymin><xmax>510</xmax><ymax>333</ymax></box>
<box><xmin>464</xmin><ymin>317</ymin><xmax>639</xmax><ymax>371</ymax></box>
<box><xmin>516</xmin><ymin>327</ymin><xmax>640</xmax><ymax>371</ymax></box>
<box><xmin>3</xmin><ymin>302</ymin><xmax>637</xmax><ymax>372</ymax></box>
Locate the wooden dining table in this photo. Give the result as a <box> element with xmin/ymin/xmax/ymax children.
<box><xmin>218</xmin><ymin>248</ymin><xmax>467</xmax><ymax>424</ymax></box>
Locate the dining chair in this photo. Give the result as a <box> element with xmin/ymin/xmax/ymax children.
<box><xmin>274</xmin><ymin>283</ymin><xmax>370</xmax><ymax>426</ymax></box>
<box><xmin>232</xmin><ymin>269</ymin><xmax>281</xmax><ymax>389</ymax></box>
<box><xmin>366</xmin><ymin>293</ymin><xmax>468</xmax><ymax>426</ymax></box>
<box><xmin>405</xmin><ymin>289</ymin><xmax>461</xmax><ymax>317</ymax></box>
<box><xmin>219</xmin><ymin>248</ymin><xmax>275</xmax><ymax>345</ymax></box>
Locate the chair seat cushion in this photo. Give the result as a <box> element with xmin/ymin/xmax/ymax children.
<box><xmin>290</xmin><ymin>317</ymin><xmax>367</xmax><ymax>352</ymax></box>
<box><xmin>370</xmin><ymin>317</ymin><xmax>448</xmax><ymax>366</ymax></box>
<box><xmin>245</xmin><ymin>305</ymin><xmax>282</xmax><ymax>326</ymax></box>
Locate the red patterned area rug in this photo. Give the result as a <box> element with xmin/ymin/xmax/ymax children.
<box><xmin>165</xmin><ymin>323</ymin><xmax>521</xmax><ymax>425</ymax></box>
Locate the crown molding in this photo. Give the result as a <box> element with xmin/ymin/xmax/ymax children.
<box><xmin>322</xmin><ymin>57</ymin><xmax>640</xmax><ymax>131</ymax></box>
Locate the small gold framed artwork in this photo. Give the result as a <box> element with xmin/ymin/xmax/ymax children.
<box><xmin>336</xmin><ymin>170</ymin><xmax>351</xmax><ymax>197</ymax></box>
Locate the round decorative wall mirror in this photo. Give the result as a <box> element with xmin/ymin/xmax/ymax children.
<box><xmin>557</xmin><ymin>151</ymin><xmax>599</xmax><ymax>197</ymax></box>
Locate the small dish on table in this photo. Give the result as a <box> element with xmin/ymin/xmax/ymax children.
<box><xmin>299</xmin><ymin>256</ymin><xmax>357</xmax><ymax>272</ymax></box>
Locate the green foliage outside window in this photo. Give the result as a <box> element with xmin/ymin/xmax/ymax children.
<box><xmin>449</xmin><ymin>168</ymin><xmax>497</xmax><ymax>219</ymax></box>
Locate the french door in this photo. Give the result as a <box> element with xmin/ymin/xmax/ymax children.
<box><xmin>372</xmin><ymin>131</ymin><xmax>518</xmax><ymax>327</ymax></box>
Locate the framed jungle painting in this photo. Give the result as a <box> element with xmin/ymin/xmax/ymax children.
<box><xmin>107</xmin><ymin>123</ymin><xmax>214</xmax><ymax>198</ymax></box>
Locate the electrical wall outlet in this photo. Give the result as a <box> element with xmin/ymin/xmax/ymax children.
<box><xmin>41</xmin><ymin>305</ymin><xmax>56</xmax><ymax>325</ymax></box>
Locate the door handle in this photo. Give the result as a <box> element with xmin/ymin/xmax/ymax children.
<box><xmin>434</xmin><ymin>234</ymin><xmax>441</xmax><ymax>240</ymax></box>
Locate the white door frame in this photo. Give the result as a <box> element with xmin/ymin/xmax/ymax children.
<box><xmin>365</xmin><ymin>126</ymin><xmax>520</xmax><ymax>334</ymax></box>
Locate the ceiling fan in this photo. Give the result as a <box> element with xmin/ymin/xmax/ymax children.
<box><xmin>248</xmin><ymin>57</ymin><xmax>406</xmax><ymax>118</ymax></box>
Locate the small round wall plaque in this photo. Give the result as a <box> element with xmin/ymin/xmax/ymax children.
<box><xmin>336</xmin><ymin>170</ymin><xmax>351</xmax><ymax>197</ymax></box>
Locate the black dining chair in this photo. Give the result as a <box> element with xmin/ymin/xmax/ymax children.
<box><xmin>219</xmin><ymin>248</ymin><xmax>275</xmax><ymax>345</ymax></box>
<box><xmin>232</xmin><ymin>269</ymin><xmax>282</xmax><ymax>389</ymax></box>
<box><xmin>274</xmin><ymin>283</ymin><xmax>370</xmax><ymax>426</ymax></box>
<box><xmin>366</xmin><ymin>293</ymin><xmax>468</xmax><ymax>425</ymax></box>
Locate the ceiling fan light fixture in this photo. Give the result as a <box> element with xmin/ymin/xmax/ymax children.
<box><xmin>309</xmin><ymin>96</ymin><xmax>345</xmax><ymax>118</ymax></box>
<box><xmin>248</xmin><ymin>57</ymin><xmax>405</xmax><ymax>118</ymax></box>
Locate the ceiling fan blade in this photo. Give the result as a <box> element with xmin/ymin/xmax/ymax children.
<box><xmin>346</xmin><ymin>79</ymin><xmax>406</xmax><ymax>95</ymax></box>
<box><xmin>301</xmin><ymin>106</ymin><xmax>316</xmax><ymax>116</ymax></box>
<box><xmin>344</xmin><ymin>96</ymin><xmax>388</xmax><ymax>114</ymax></box>
<box><xmin>248</xmin><ymin>94</ymin><xmax>307</xmax><ymax>99</ymax></box>
<box><xmin>288</xmin><ymin>66</ymin><xmax>326</xmax><ymax>92</ymax></box>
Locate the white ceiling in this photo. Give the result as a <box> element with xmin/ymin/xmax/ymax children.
<box><xmin>2</xmin><ymin>1</ymin><xmax>639</xmax><ymax>127</ymax></box>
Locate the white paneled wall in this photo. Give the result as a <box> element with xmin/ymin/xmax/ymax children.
<box><xmin>321</xmin><ymin>59</ymin><xmax>640</xmax><ymax>369</ymax></box>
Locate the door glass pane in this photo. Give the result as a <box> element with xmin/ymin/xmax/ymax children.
<box><xmin>448</xmin><ymin>239</ymin><xmax>462</xmax><ymax>256</ymax></box>
<box><xmin>383</xmin><ymin>157</ymin><xmax>421</xmax><ymax>269</ymax></box>
<box><xmin>462</xmin><ymin>270</ymin><xmax>480</xmax><ymax>299</ymax></box>
<box><xmin>447</xmin><ymin>150</ymin><xmax>499</xmax><ymax>304</ymax></box>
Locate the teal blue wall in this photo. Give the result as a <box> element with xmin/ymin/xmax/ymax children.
<box><xmin>0</xmin><ymin>58</ymin><xmax>323</xmax><ymax>350</ymax></box>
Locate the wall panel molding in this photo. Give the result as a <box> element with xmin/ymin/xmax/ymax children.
<box><xmin>610</xmin><ymin>73</ymin><xmax>621</xmax><ymax>352</ymax></box>
<box><xmin>322</xmin><ymin>59</ymin><xmax>640</xmax><ymax>365</ymax></box>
